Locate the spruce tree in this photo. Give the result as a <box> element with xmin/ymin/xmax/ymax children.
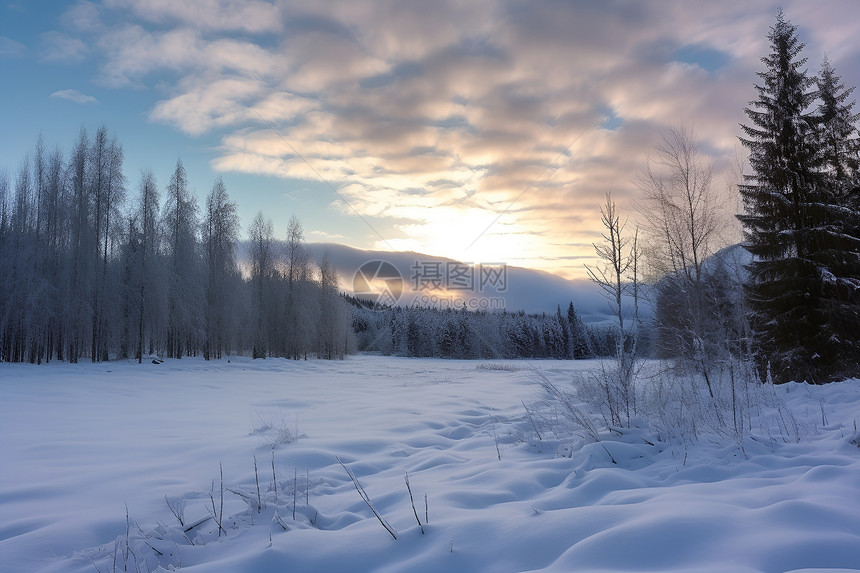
<box><xmin>739</xmin><ymin>12</ymin><xmax>860</xmax><ymax>382</ymax></box>
<box><xmin>738</xmin><ymin>11</ymin><xmax>820</xmax><ymax>382</ymax></box>
<box><xmin>808</xmin><ymin>58</ymin><xmax>860</xmax><ymax>380</ymax></box>
<box><xmin>816</xmin><ymin>57</ymin><xmax>860</xmax><ymax>187</ymax></box>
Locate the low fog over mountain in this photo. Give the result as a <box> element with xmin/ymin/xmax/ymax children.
<box><xmin>305</xmin><ymin>243</ymin><xmax>638</xmax><ymax>323</ymax></box>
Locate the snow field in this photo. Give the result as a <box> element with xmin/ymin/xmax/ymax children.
<box><xmin>1</xmin><ymin>356</ymin><xmax>859</xmax><ymax>572</ymax></box>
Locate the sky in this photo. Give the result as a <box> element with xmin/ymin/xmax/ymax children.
<box><xmin>1</xmin><ymin>0</ymin><xmax>859</xmax><ymax>280</ymax></box>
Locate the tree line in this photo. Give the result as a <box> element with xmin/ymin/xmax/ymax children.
<box><xmin>0</xmin><ymin>127</ymin><xmax>353</xmax><ymax>363</ymax></box>
<box><xmin>350</xmin><ymin>299</ymin><xmax>616</xmax><ymax>360</ymax></box>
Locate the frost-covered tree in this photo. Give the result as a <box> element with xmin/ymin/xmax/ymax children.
<box><xmin>284</xmin><ymin>215</ymin><xmax>312</xmax><ymax>359</ymax></box>
<box><xmin>0</xmin><ymin>130</ymin><xmax>355</xmax><ymax>363</ymax></box>
<box><xmin>585</xmin><ymin>192</ymin><xmax>641</xmax><ymax>424</ymax></box>
<box><xmin>567</xmin><ymin>301</ymin><xmax>590</xmax><ymax>358</ymax></box>
<box><xmin>203</xmin><ymin>176</ymin><xmax>240</xmax><ymax>359</ymax></box>
<box><xmin>132</xmin><ymin>170</ymin><xmax>167</xmax><ymax>362</ymax></box>
<box><xmin>163</xmin><ymin>159</ymin><xmax>203</xmax><ymax>358</ymax></box>
<box><xmin>43</xmin><ymin>147</ymin><xmax>67</xmax><ymax>360</ymax></box>
<box><xmin>67</xmin><ymin>127</ymin><xmax>96</xmax><ymax>362</ymax></box>
<box><xmin>317</xmin><ymin>252</ymin><xmax>350</xmax><ymax>359</ymax></box>
<box><xmin>90</xmin><ymin>127</ymin><xmax>126</xmax><ymax>361</ymax></box>
<box><xmin>248</xmin><ymin>211</ymin><xmax>276</xmax><ymax>358</ymax></box>
<box><xmin>637</xmin><ymin>125</ymin><xmax>733</xmax><ymax>392</ymax></box>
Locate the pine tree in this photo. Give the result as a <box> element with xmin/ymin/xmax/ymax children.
<box><xmin>816</xmin><ymin>57</ymin><xmax>860</xmax><ymax>188</ymax></box>
<box><xmin>739</xmin><ymin>12</ymin><xmax>860</xmax><ymax>382</ymax></box>
<box><xmin>807</xmin><ymin>58</ymin><xmax>860</xmax><ymax>379</ymax></box>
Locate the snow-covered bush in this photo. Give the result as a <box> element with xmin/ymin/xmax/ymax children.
<box><xmin>533</xmin><ymin>356</ymin><xmax>805</xmax><ymax>453</ymax></box>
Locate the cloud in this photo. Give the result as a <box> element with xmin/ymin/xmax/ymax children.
<box><xmin>63</xmin><ymin>1</ymin><xmax>104</xmax><ymax>32</ymax></box>
<box><xmin>50</xmin><ymin>89</ymin><xmax>99</xmax><ymax>104</ymax></box>
<box><xmin>0</xmin><ymin>35</ymin><xmax>27</xmax><ymax>58</ymax></box>
<box><xmin>104</xmin><ymin>0</ymin><xmax>282</xmax><ymax>34</ymax></box>
<box><xmin>40</xmin><ymin>31</ymin><xmax>89</xmax><ymax>62</ymax></box>
<box><xmin>73</xmin><ymin>0</ymin><xmax>860</xmax><ymax>278</ymax></box>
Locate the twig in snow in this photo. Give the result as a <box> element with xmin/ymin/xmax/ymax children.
<box><xmin>165</xmin><ymin>496</ymin><xmax>185</xmax><ymax>528</ymax></box>
<box><xmin>208</xmin><ymin>463</ymin><xmax>226</xmax><ymax>537</ymax></box>
<box><xmin>491</xmin><ymin>419</ymin><xmax>502</xmax><ymax>461</ymax></box>
<box><xmin>522</xmin><ymin>400</ymin><xmax>543</xmax><ymax>441</ymax></box>
<box><xmin>208</xmin><ymin>492</ymin><xmax>223</xmax><ymax>537</ymax></box>
<box><xmin>599</xmin><ymin>443</ymin><xmax>617</xmax><ymax>464</ymax></box>
<box><xmin>405</xmin><ymin>471</ymin><xmax>424</xmax><ymax>533</ymax></box>
<box><xmin>336</xmin><ymin>456</ymin><xmax>397</xmax><ymax>540</ymax></box>
<box><xmin>183</xmin><ymin>515</ymin><xmax>211</xmax><ymax>534</ymax></box>
<box><xmin>274</xmin><ymin>509</ymin><xmax>289</xmax><ymax>531</ymax></box>
<box><xmin>271</xmin><ymin>451</ymin><xmax>277</xmax><ymax>503</ymax></box>
<box><xmin>124</xmin><ymin>504</ymin><xmax>130</xmax><ymax>573</ymax></box>
<box><xmin>292</xmin><ymin>467</ymin><xmax>297</xmax><ymax>520</ymax></box>
<box><xmin>254</xmin><ymin>456</ymin><xmax>262</xmax><ymax>513</ymax></box>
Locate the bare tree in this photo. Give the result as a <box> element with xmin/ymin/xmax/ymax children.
<box><xmin>203</xmin><ymin>176</ymin><xmax>240</xmax><ymax>360</ymax></box>
<box><xmin>133</xmin><ymin>170</ymin><xmax>165</xmax><ymax>362</ymax></box>
<box><xmin>90</xmin><ymin>127</ymin><xmax>126</xmax><ymax>361</ymax></box>
<box><xmin>636</xmin><ymin>125</ymin><xmax>722</xmax><ymax>280</ymax></box>
<box><xmin>585</xmin><ymin>192</ymin><xmax>637</xmax><ymax>336</ymax></box>
<box><xmin>67</xmin><ymin>127</ymin><xmax>93</xmax><ymax>363</ymax></box>
<box><xmin>317</xmin><ymin>251</ymin><xmax>350</xmax><ymax>359</ymax></box>
<box><xmin>249</xmin><ymin>211</ymin><xmax>275</xmax><ymax>358</ymax></box>
<box><xmin>636</xmin><ymin>125</ymin><xmax>728</xmax><ymax>396</ymax></box>
<box><xmin>584</xmin><ymin>192</ymin><xmax>640</xmax><ymax>426</ymax></box>
<box><xmin>284</xmin><ymin>215</ymin><xmax>309</xmax><ymax>359</ymax></box>
<box><xmin>163</xmin><ymin>159</ymin><xmax>203</xmax><ymax>358</ymax></box>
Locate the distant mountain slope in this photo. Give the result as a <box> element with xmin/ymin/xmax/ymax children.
<box><xmin>241</xmin><ymin>241</ymin><xmax>753</xmax><ymax>323</ymax></box>
<box><xmin>304</xmin><ymin>243</ymin><xmax>632</xmax><ymax>322</ymax></box>
<box><xmin>704</xmin><ymin>243</ymin><xmax>751</xmax><ymax>278</ymax></box>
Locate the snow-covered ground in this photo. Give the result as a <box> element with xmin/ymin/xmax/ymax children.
<box><xmin>1</xmin><ymin>356</ymin><xmax>858</xmax><ymax>573</ymax></box>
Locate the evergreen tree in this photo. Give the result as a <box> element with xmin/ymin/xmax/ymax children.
<box><xmin>808</xmin><ymin>58</ymin><xmax>860</xmax><ymax>379</ymax></box>
<box><xmin>738</xmin><ymin>12</ymin><xmax>860</xmax><ymax>382</ymax></box>
<box><xmin>567</xmin><ymin>301</ymin><xmax>590</xmax><ymax>358</ymax></box>
<box><xmin>815</xmin><ymin>57</ymin><xmax>860</xmax><ymax>188</ymax></box>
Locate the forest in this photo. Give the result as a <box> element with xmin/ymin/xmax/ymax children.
<box><xmin>0</xmin><ymin>133</ymin><xmax>352</xmax><ymax>364</ymax></box>
<box><xmin>350</xmin><ymin>298</ymin><xmax>611</xmax><ymax>360</ymax></box>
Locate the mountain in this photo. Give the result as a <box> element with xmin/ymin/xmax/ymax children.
<box><xmin>239</xmin><ymin>240</ymin><xmax>750</xmax><ymax>324</ymax></box>
<box><xmin>304</xmin><ymin>243</ymin><xmax>630</xmax><ymax>323</ymax></box>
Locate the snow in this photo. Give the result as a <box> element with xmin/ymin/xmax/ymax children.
<box><xmin>1</xmin><ymin>356</ymin><xmax>858</xmax><ymax>573</ymax></box>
